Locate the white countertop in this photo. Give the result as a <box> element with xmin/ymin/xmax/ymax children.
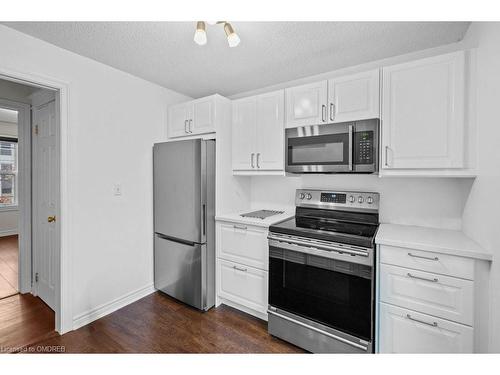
<box><xmin>376</xmin><ymin>223</ymin><xmax>492</xmax><ymax>261</ymax></box>
<box><xmin>215</xmin><ymin>209</ymin><xmax>294</xmax><ymax>228</ymax></box>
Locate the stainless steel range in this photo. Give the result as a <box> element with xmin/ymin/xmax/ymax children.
<box><xmin>267</xmin><ymin>189</ymin><xmax>379</xmax><ymax>353</ymax></box>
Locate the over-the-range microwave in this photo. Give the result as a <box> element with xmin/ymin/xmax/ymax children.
<box><xmin>285</xmin><ymin>119</ymin><xmax>379</xmax><ymax>174</ymax></box>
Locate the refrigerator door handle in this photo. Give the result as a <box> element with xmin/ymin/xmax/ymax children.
<box><xmin>155</xmin><ymin>232</ymin><xmax>196</xmax><ymax>247</ymax></box>
<box><xmin>202</xmin><ymin>204</ymin><xmax>206</xmax><ymax>236</ymax></box>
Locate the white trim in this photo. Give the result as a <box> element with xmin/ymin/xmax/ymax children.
<box><xmin>0</xmin><ymin>205</ymin><xmax>18</xmax><ymax>212</ymax></box>
<box><xmin>72</xmin><ymin>284</ymin><xmax>156</xmax><ymax>330</ymax></box>
<box><xmin>0</xmin><ymin>66</ymin><xmax>72</xmax><ymax>334</ymax></box>
<box><xmin>0</xmin><ymin>229</ymin><xmax>18</xmax><ymax>237</ymax></box>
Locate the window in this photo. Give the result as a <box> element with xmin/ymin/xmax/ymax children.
<box><xmin>0</xmin><ymin>138</ymin><xmax>17</xmax><ymax>207</ymax></box>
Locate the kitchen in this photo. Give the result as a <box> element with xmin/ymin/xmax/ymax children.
<box><xmin>0</xmin><ymin>11</ymin><xmax>499</xmax><ymax>369</ymax></box>
<box><xmin>154</xmin><ymin>44</ymin><xmax>491</xmax><ymax>353</ymax></box>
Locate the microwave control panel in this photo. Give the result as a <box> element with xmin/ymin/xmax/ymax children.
<box><xmin>354</xmin><ymin>131</ymin><xmax>374</xmax><ymax>165</ymax></box>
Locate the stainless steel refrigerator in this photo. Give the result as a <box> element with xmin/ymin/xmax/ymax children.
<box><xmin>153</xmin><ymin>139</ymin><xmax>215</xmax><ymax>311</ymax></box>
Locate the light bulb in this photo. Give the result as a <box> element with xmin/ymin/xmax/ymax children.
<box><xmin>224</xmin><ymin>22</ymin><xmax>240</xmax><ymax>48</ymax></box>
<box><xmin>194</xmin><ymin>21</ymin><xmax>207</xmax><ymax>45</ymax></box>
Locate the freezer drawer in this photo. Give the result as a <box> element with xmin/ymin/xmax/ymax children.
<box><xmin>154</xmin><ymin>234</ymin><xmax>207</xmax><ymax>310</ymax></box>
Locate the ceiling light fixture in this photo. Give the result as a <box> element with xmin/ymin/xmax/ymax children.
<box><xmin>193</xmin><ymin>21</ymin><xmax>207</xmax><ymax>46</ymax></box>
<box><xmin>223</xmin><ymin>22</ymin><xmax>240</xmax><ymax>48</ymax></box>
<box><xmin>193</xmin><ymin>21</ymin><xmax>240</xmax><ymax>48</ymax></box>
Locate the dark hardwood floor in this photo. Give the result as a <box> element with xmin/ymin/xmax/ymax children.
<box><xmin>0</xmin><ymin>293</ymin><xmax>57</xmax><ymax>353</ymax></box>
<box><xmin>21</xmin><ymin>292</ymin><xmax>305</xmax><ymax>353</ymax></box>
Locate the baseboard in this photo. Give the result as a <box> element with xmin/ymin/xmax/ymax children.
<box><xmin>0</xmin><ymin>230</ymin><xmax>18</xmax><ymax>237</ymax></box>
<box><xmin>72</xmin><ymin>283</ymin><xmax>155</xmax><ymax>330</ymax></box>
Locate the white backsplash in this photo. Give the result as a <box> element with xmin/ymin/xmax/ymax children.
<box><xmin>250</xmin><ymin>174</ymin><xmax>473</xmax><ymax>230</ymax></box>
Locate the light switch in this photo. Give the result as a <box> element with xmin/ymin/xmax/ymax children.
<box><xmin>113</xmin><ymin>184</ymin><xmax>122</xmax><ymax>196</ymax></box>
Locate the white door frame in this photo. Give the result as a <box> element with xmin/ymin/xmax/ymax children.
<box><xmin>0</xmin><ymin>98</ymin><xmax>31</xmax><ymax>295</ymax></box>
<box><xmin>0</xmin><ymin>67</ymin><xmax>72</xmax><ymax>334</ymax></box>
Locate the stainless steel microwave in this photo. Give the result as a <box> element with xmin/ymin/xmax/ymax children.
<box><xmin>285</xmin><ymin>119</ymin><xmax>379</xmax><ymax>174</ymax></box>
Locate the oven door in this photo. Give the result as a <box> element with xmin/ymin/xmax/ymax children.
<box><xmin>285</xmin><ymin>123</ymin><xmax>353</xmax><ymax>173</ymax></box>
<box><xmin>268</xmin><ymin>235</ymin><xmax>374</xmax><ymax>350</ymax></box>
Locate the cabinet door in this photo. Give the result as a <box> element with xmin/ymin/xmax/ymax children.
<box><xmin>191</xmin><ymin>96</ymin><xmax>216</xmax><ymax>135</ymax></box>
<box><xmin>256</xmin><ymin>90</ymin><xmax>285</xmax><ymax>170</ymax></box>
<box><xmin>285</xmin><ymin>81</ymin><xmax>327</xmax><ymax>128</ymax></box>
<box><xmin>328</xmin><ymin>69</ymin><xmax>380</xmax><ymax>123</ymax></box>
<box><xmin>381</xmin><ymin>52</ymin><xmax>465</xmax><ymax>169</ymax></box>
<box><xmin>232</xmin><ymin>97</ymin><xmax>257</xmax><ymax>171</ymax></box>
<box><xmin>167</xmin><ymin>103</ymin><xmax>190</xmax><ymax>138</ymax></box>
<box><xmin>218</xmin><ymin>259</ymin><xmax>268</xmax><ymax>314</ymax></box>
<box><xmin>379</xmin><ymin>303</ymin><xmax>473</xmax><ymax>353</ymax></box>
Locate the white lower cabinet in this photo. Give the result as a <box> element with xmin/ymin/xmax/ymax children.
<box><xmin>379</xmin><ymin>303</ymin><xmax>473</xmax><ymax>353</ymax></box>
<box><xmin>216</xmin><ymin>220</ymin><xmax>270</xmax><ymax>319</ymax></box>
<box><xmin>217</xmin><ymin>259</ymin><xmax>268</xmax><ymax>315</ymax></box>
<box><xmin>378</xmin><ymin>245</ymin><xmax>477</xmax><ymax>353</ymax></box>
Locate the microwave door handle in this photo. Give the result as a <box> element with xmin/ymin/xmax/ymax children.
<box><xmin>348</xmin><ymin>124</ymin><xmax>353</xmax><ymax>171</ymax></box>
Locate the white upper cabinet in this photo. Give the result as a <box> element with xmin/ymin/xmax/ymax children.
<box><xmin>285</xmin><ymin>81</ymin><xmax>328</xmax><ymax>128</ymax></box>
<box><xmin>381</xmin><ymin>51</ymin><xmax>465</xmax><ymax>170</ymax></box>
<box><xmin>167</xmin><ymin>94</ymin><xmax>219</xmax><ymax>138</ymax></box>
<box><xmin>255</xmin><ymin>90</ymin><xmax>285</xmax><ymax>170</ymax></box>
<box><xmin>232</xmin><ymin>96</ymin><xmax>257</xmax><ymax>171</ymax></box>
<box><xmin>167</xmin><ymin>102</ymin><xmax>191</xmax><ymax>138</ymax></box>
<box><xmin>232</xmin><ymin>90</ymin><xmax>285</xmax><ymax>174</ymax></box>
<box><xmin>191</xmin><ymin>96</ymin><xmax>215</xmax><ymax>134</ymax></box>
<box><xmin>327</xmin><ymin>69</ymin><xmax>380</xmax><ymax>123</ymax></box>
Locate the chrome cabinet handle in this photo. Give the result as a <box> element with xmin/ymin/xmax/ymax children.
<box><xmin>251</xmin><ymin>153</ymin><xmax>255</xmax><ymax>168</ymax></box>
<box><xmin>184</xmin><ymin>120</ymin><xmax>188</xmax><ymax>133</ymax></box>
<box><xmin>406</xmin><ymin>314</ymin><xmax>438</xmax><ymax>327</ymax></box>
<box><xmin>408</xmin><ymin>252</ymin><xmax>439</xmax><ymax>261</ymax></box>
<box><xmin>321</xmin><ymin>104</ymin><xmax>326</xmax><ymax>122</ymax></box>
<box><xmin>348</xmin><ymin>124</ymin><xmax>353</xmax><ymax>171</ymax></box>
<box><xmin>330</xmin><ymin>103</ymin><xmax>335</xmax><ymax>121</ymax></box>
<box><xmin>189</xmin><ymin>119</ymin><xmax>193</xmax><ymax>133</ymax></box>
<box><xmin>233</xmin><ymin>265</ymin><xmax>248</xmax><ymax>272</ymax></box>
<box><xmin>384</xmin><ymin>146</ymin><xmax>390</xmax><ymax>167</ymax></box>
<box><xmin>407</xmin><ymin>272</ymin><xmax>438</xmax><ymax>283</ymax></box>
<box><xmin>256</xmin><ymin>153</ymin><xmax>261</xmax><ymax>168</ymax></box>
<box><xmin>233</xmin><ymin>225</ymin><xmax>247</xmax><ymax>230</ymax></box>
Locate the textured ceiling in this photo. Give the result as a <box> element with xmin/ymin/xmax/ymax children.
<box><xmin>3</xmin><ymin>22</ymin><xmax>470</xmax><ymax>98</ymax></box>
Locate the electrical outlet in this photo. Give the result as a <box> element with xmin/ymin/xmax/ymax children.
<box><xmin>113</xmin><ymin>184</ymin><xmax>122</xmax><ymax>196</ymax></box>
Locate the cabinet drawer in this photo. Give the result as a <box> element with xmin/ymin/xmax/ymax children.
<box><xmin>379</xmin><ymin>303</ymin><xmax>473</xmax><ymax>353</ymax></box>
<box><xmin>218</xmin><ymin>222</ymin><xmax>268</xmax><ymax>270</ymax></box>
<box><xmin>217</xmin><ymin>259</ymin><xmax>268</xmax><ymax>314</ymax></box>
<box><xmin>379</xmin><ymin>245</ymin><xmax>474</xmax><ymax>280</ymax></box>
<box><xmin>380</xmin><ymin>264</ymin><xmax>473</xmax><ymax>325</ymax></box>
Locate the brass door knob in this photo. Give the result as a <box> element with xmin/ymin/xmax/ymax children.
<box><xmin>47</xmin><ymin>216</ymin><xmax>56</xmax><ymax>223</ymax></box>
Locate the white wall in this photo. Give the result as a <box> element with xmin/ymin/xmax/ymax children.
<box><xmin>0</xmin><ymin>25</ymin><xmax>190</xmax><ymax>326</ymax></box>
<box><xmin>460</xmin><ymin>22</ymin><xmax>500</xmax><ymax>352</ymax></box>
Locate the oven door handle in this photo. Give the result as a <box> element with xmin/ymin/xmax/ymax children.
<box><xmin>348</xmin><ymin>124</ymin><xmax>354</xmax><ymax>171</ymax></box>
<box><xmin>267</xmin><ymin>309</ymin><xmax>368</xmax><ymax>351</ymax></box>
<box><xmin>268</xmin><ymin>234</ymin><xmax>369</xmax><ymax>257</ymax></box>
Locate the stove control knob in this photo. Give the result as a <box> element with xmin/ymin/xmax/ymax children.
<box><xmin>349</xmin><ymin>195</ymin><xmax>355</xmax><ymax>203</ymax></box>
<box><xmin>305</xmin><ymin>193</ymin><xmax>312</xmax><ymax>200</ymax></box>
<box><xmin>367</xmin><ymin>196</ymin><xmax>374</xmax><ymax>204</ymax></box>
<box><xmin>358</xmin><ymin>196</ymin><xmax>364</xmax><ymax>204</ymax></box>
<box><xmin>299</xmin><ymin>193</ymin><xmax>305</xmax><ymax>200</ymax></box>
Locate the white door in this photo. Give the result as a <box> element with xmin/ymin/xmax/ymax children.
<box><xmin>32</xmin><ymin>100</ymin><xmax>59</xmax><ymax>310</ymax></box>
<box><xmin>255</xmin><ymin>90</ymin><xmax>285</xmax><ymax>170</ymax></box>
<box><xmin>167</xmin><ymin>102</ymin><xmax>190</xmax><ymax>138</ymax></box>
<box><xmin>191</xmin><ymin>96</ymin><xmax>215</xmax><ymax>135</ymax></box>
<box><xmin>381</xmin><ymin>51</ymin><xmax>465</xmax><ymax>169</ymax></box>
<box><xmin>379</xmin><ymin>303</ymin><xmax>473</xmax><ymax>353</ymax></box>
<box><xmin>328</xmin><ymin>69</ymin><xmax>380</xmax><ymax>123</ymax></box>
<box><xmin>285</xmin><ymin>81</ymin><xmax>328</xmax><ymax>128</ymax></box>
<box><xmin>232</xmin><ymin>97</ymin><xmax>257</xmax><ymax>171</ymax></box>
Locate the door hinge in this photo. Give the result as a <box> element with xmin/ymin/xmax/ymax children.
<box><xmin>34</xmin><ymin>125</ymin><xmax>39</xmax><ymax>135</ymax></box>
<box><xmin>35</xmin><ymin>272</ymin><xmax>39</xmax><ymax>283</ymax></box>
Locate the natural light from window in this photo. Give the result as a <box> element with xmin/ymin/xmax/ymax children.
<box><xmin>0</xmin><ymin>108</ymin><xmax>18</xmax><ymax>208</ymax></box>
